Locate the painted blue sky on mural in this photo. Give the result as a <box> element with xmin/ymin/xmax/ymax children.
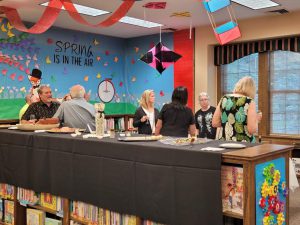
<box><xmin>0</xmin><ymin>18</ymin><xmax>175</xmax><ymax>111</ymax></box>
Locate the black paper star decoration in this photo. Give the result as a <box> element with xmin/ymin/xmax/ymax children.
<box><xmin>140</xmin><ymin>42</ymin><xmax>182</xmax><ymax>74</ymax></box>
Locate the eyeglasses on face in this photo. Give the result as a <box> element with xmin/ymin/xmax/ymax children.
<box><xmin>200</xmin><ymin>98</ymin><xmax>208</xmax><ymax>102</ymax></box>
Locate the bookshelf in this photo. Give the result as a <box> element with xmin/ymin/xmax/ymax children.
<box><xmin>0</xmin><ymin>129</ymin><xmax>294</xmax><ymax>225</ymax></box>
<box><xmin>222</xmin><ymin>144</ymin><xmax>292</xmax><ymax>225</ymax></box>
<box><xmin>104</xmin><ymin>114</ymin><xmax>134</xmax><ymax>131</ymax></box>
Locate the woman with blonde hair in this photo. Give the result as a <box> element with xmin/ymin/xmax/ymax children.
<box><xmin>212</xmin><ymin>76</ymin><xmax>261</xmax><ymax>143</ymax></box>
<box><xmin>133</xmin><ymin>89</ymin><xmax>159</xmax><ymax>134</ymax></box>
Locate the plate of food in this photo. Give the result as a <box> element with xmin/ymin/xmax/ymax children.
<box><xmin>219</xmin><ymin>143</ymin><xmax>246</xmax><ymax>149</ymax></box>
<box><xmin>118</xmin><ymin>135</ymin><xmax>163</xmax><ymax>142</ymax></box>
<box><xmin>160</xmin><ymin>137</ymin><xmax>211</xmax><ymax>146</ymax></box>
<box><xmin>47</xmin><ymin>127</ymin><xmax>77</xmax><ymax>133</ymax></box>
<box><xmin>17</xmin><ymin>123</ymin><xmax>60</xmax><ymax>131</ymax></box>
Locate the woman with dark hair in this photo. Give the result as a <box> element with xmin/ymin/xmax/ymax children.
<box><xmin>155</xmin><ymin>86</ymin><xmax>196</xmax><ymax>137</ymax></box>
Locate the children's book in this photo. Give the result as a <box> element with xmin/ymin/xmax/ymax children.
<box><xmin>221</xmin><ymin>165</ymin><xmax>244</xmax><ymax>215</ymax></box>
<box><xmin>40</xmin><ymin>193</ymin><xmax>57</xmax><ymax>211</ymax></box>
<box><xmin>45</xmin><ymin>217</ymin><xmax>62</xmax><ymax>225</ymax></box>
<box><xmin>26</xmin><ymin>208</ymin><xmax>45</xmax><ymax>225</ymax></box>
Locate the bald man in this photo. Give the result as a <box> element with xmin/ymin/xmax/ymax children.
<box><xmin>53</xmin><ymin>85</ymin><xmax>96</xmax><ymax>130</ymax></box>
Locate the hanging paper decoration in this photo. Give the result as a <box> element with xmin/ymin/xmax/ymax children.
<box><xmin>202</xmin><ymin>0</ymin><xmax>241</xmax><ymax>45</ymax></box>
<box><xmin>143</xmin><ymin>2</ymin><xmax>167</xmax><ymax>9</ymax></box>
<box><xmin>203</xmin><ymin>0</ymin><xmax>230</xmax><ymax>13</ymax></box>
<box><xmin>170</xmin><ymin>12</ymin><xmax>191</xmax><ymax>17</ymax></box>
<box><xmin>0</xmin><ymin>0</ymin><xmax>136</xmax><ymax>34</ymax></box>
<box><xmin>140</xmin><ymin>42</ymin><xmax>182</xmax><ymax>74</ymax></box>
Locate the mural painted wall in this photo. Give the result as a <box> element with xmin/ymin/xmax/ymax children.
<box><xmin>0</xmin><ymin>18</ymin><xmax>176</xmax><ymax>119</ymax></box>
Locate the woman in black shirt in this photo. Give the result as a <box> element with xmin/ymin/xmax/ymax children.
<box><xmin>133</xmin><ymin>90</ymin><xmax>159</xmax><ymax>134</ymax></box>
<box><xmin>155</xmin><ymin>86</ymin><xmax>196</xmax><ymax>137</ymax></box>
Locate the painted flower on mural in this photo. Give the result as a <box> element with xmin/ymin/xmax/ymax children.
<box><xmin>259</xmin><ymin>197</ymin><xmax>266</xmax><ymax>208</ymax></box>
<box><xmin>273</xmin><ymin>170</ymin><xmax>281</xmax><ymax>185</ymax></box>
<box><xmin>259</xmin><ymin>162</ymin><xmax>286</xmax><ymax>225</ymax></box>
<box><xmin>261</xmin><ymin>181</ymin><xmax>269</xmax><ymax>198</ymax></box>
<box><xmin>277</xmin><ymin>212</ymin><xmax>285</xmax><ymax>225</ymax></box>
<box><xmin>263</xmin><ymin>215</ymin><xmax>274</xmax><ymax>225</ymax></box>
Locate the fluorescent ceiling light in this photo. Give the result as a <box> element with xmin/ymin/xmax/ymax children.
<box><xmin>119</xmin><ymin>16</ymin><xmax>162</xmax><ymax>28</ymax></box>
<box><xmin>40</xmin><ymin>2</ymin><xmax>110</xmax><ymax>17</ymax></box>
<box><xmin>232</xmin><ymin>0</ymin><xmax>279</xmax><ymax>10</ymax></box>
<box><xmin>40</xmin><ymin>2</ymin><xmax>162</xmax><ymax>28</ymax></box>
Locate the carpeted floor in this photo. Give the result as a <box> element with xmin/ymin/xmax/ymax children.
<box><xmin>289</xmin><ymin>180</ymin><xmax>300</xmax><ymax>225</ymax></box>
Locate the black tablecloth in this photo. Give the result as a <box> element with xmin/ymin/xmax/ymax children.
<box><xmin>0</xmin><ymin>129</ymin><xmax>255</xmax><ymax>225</ymax></box>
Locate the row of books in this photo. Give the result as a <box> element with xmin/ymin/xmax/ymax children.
<box><xmin>0</xmin><ymin>199</ymin><xmax>14</xmax><ymax>225</ymax></box>
<box><xmin>105</xmin><ymin>118</ymin><xmax>126</xmax><ymax>131</ymax></box>
<box><xmin>27</xmin><ymin>208</ymin><xmax>62</xmax><ymax>225</ymax></box>
<box><xmin>17</xmin><ymin>188</ymin><xmax>64</xmax><ymax>213</ymax></box>
<box><xmin>0</xmin><ymin>183</ymin><xmax>14</xmax><ymax>200</ymax></box>
<box><xmin>71</xmin><ymin>200</ymin><xmax>164</xmax><ymax>225</ymax></box>
<box><xmin>2</xmin><ymin>184</ymin><xmax>165</xmax><ymax>225</ymax></box>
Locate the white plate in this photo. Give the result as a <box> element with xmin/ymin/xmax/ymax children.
<box><xmin>201</xmin><ymin>147</ymin><xmax>225</xmax><ymax>151</ymax></box>
<box><xmin>219</xmin><ymin>143</ymin><xmax>246</xmax><ymax>149</ymax></box>
<box><xmin>17</xmin><ymin>123</ymin><xmax>59</xmax><ymax>131</ymax></box>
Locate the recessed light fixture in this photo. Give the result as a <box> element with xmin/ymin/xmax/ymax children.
<box><xmin>40</xmin><ymin>1</ymin><xmax>110</xmax><ymax>17</ymax></box>
<box><xmin>119</xmin><ymin>16</ymin><xmax>162</xmax><ymax>28</ymax></box>
<box><xmin>232</xmin><ymin>0</ymin><xmax>279</xmax><ymax>10</ymax></box>
<box><xmin>40</xmin><ymin>1</ymin><xmax>162</xmax><ymax>28</ymax></box>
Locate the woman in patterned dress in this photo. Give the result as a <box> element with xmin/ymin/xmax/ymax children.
<box><xmin>212</xmin><ymin>76</ymin><xmax>261</xmax><ymax>143</ymax></box>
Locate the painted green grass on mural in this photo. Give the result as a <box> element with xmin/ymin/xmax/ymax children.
<box><xmin>0</xmin><ymin>99</ymin><xmax>136</xmax><ymax>120</ymax></box>
<box><xmin>0</xmin><ymin>98</ymin><xmax>25</xmax><ymax>120</ymax></box>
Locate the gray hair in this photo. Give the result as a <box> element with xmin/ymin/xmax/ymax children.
<box><xmin>37</xmin><ymin>85</ymin><xmax>50</xmax><ymax>95</ymax></box>
<box><xmin>70</xmin><ymin>85</ymin><xmax>85</xmax><ymax>98</ymax></box>
<box><xmin>199</xmin><ymin>92</ymin><xmax>209</xmax><ymax>101</ymax></box>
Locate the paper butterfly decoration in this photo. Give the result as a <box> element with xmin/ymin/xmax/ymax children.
<box><xmin>140</xmin><ymin>42</ymin><xmax>182</xmax><ymax>74</ymax></box>
<box><xmin>143</xmin><ymin>2</ymin><xmax>167</xmax><ymax>9</ymax></box>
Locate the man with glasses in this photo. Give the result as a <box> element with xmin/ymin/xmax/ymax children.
<box><xmin>195</xmin><ymin>92</ymin><xmax>216</xmax><ymax>139</ymax></box>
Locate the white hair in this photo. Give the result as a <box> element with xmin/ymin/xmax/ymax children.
<box><xmin>70</xmin><ymin>85</ymin><xmax>85</xmax><ymax>98</ymax></box>
<box><xmin>199</xmin><ymin>92</ymin><xmax>209</xmax><ymax>100</ymax></box>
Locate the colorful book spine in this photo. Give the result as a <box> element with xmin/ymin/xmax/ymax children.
<box><xmin>0</xmin><ymin>183</ymin><xmax>14</xmax><ymax>200</ymax></box>
<box><xmin>40</xmin><ymin>193</ymin><xmax>57</xmax><ymax>211</ymax></box>
<box><xmin>4</xmin><ymin>200</ymin><xmax>14</xmax><ymax>225</ymax></box>
<box><xmin>0</xmin><ymin>198</ymin><xmax>3</xmax><ymax>221</ymax></box>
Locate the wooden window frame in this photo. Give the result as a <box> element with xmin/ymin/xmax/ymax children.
<box><xmin>217</xmin><ymin>52</ymin><xmax>300</xmax><ymax>145</ymax></box>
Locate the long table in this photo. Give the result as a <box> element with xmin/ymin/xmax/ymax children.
<box><xmin>0</xmin><ymin>129</ymin><xmax>293</xmax><ymax>225</ymax></box>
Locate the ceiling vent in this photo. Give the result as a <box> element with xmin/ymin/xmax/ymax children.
<box><xmin>268</xmin><ymin>9</ymin><xmax>289</xmax><ymax>14</ymax></box>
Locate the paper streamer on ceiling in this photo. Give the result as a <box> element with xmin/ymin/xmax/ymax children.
<box><xmin>0</xmin><ymin>0</ymin><xmax>136</xmax><ymax>34</ymax></box>
<box><xmin>0</xmin><ymin>0</ymin><xmax>62</xmax><ymax>34</ymax></box>
<box><xmin>62</xmin><ymin>0</ymin><xmax>135</xmax><ymax>27</ymax></box>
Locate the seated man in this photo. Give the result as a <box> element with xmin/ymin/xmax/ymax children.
<box><xmin>53</xmin><ymin>85</ymin><xmax>96</xmax><ymax>130</ymax></box>
<box><xmin>21</xmin><ymin>85</ymin><xmax>60</xmax><ymax>122</ymax></box>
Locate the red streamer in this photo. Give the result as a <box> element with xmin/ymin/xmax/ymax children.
<box><xmin>0</xmin><ymin>0</ymin><xmax>135</xmax><ymax>34</ymax></box>
<box><xmin>0</xmin><ymin>0</ymin><xmax>63</xmax><ymax>34</ymax></box>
